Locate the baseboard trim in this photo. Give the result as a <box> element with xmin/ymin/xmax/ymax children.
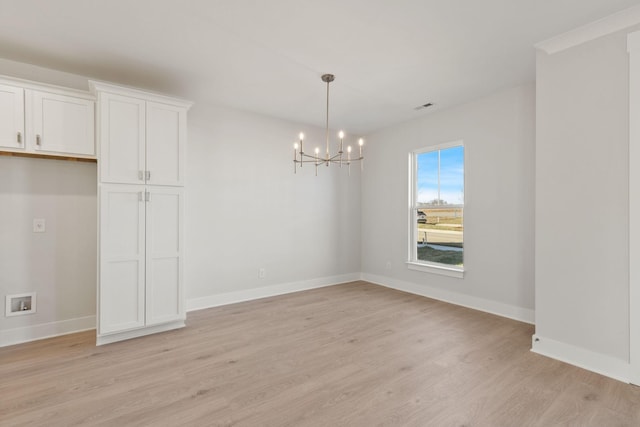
<box><xmin>531</xmin><ymin>334</ymin><xmax>630</xmax><ymax>383</ymax></box>
<box><xmin>361</xmin><ymin>273</ymin><xmax>535</xmax><ymax>324</ymax></box>
<box><xmin>96</xmin><ymin>320</ymin><xmax>185</xmax><ymax>346</ymax></box>
<box><xmin>186</xmin><ymin>273</ymin><xmax>361</xmax><ymax>312</ymax></box>
<box><xmin>0</xmin><ymin>315</ymin><xmax>95</xmax><ymax>348</ymax></box>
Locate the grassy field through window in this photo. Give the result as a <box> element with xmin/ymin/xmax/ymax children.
<box><xmin>416</xmin><ymin>207</ymin><xmax>463</xmax><ymax>266</ymax></box>
<box><xmin>413</xmin><ymin>143</ymin><xmax>464</xmax><ymax>268</ymax></box>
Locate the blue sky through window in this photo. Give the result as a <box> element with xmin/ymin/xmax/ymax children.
<box><xmin>416</xmin><ymin>145</ymin><xmax>464</xmax><ymax>205</ymax></box>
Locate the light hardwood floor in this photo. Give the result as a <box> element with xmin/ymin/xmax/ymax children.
<box><xmin>2</xmin><ymin>281</ymin><xmax>640</xmax><ymax>426</ymax></box>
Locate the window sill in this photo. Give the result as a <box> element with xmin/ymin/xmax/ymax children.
<box><xmin>406</xmin><ymin>261</ymin><xmax>464</xmax><ymax>279</ymax></box>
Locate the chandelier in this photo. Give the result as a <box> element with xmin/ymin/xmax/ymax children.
<box><xmin>292</xmin><ymin>74</ymin><xmax>364</xmax><ymax>175</ymax></box>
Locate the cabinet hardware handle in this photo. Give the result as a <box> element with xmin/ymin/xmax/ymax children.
<box><xmin>17</xmin><ymin>132</ymin><xmax>22</xmax><ymax>143</ymax></box>
<box><xmin>145</xmin><ymin>191</ymin><xmax>150</xmax><ymax>202</ymax></box>
<box><xmin>36</xmin><ymin>134</ymin><xmax>41</xmax><ymax>146</ymax></box>
<box><xmin>145</xmin><ymin>171</ymin><xmax>151</xmax><ymax>181</ymax></box>
<box><xmin>138</xmin><ymin>170</ymin><xmax>144</xmax><ymax>181</ymax></box>
<box><xmin>138</xmin><ymin>192</ymin><xmax>143</xmax><ymax>202</ymax></box>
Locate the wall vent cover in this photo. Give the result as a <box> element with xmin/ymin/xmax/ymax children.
<box><xmin>6</xmin><ymin>293</ymin><xmax>36</xmax><ymax>317</ymax></box>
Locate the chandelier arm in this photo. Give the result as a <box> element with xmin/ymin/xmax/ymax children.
<box><xmin>299</xmin><ymin>153</ymin><xmax>323</xmax><ymax>161</ymax></box>
<box><xmin>325</xmin><ymin>154</ymin><xmax>364</xmax><ymax>163</ymax></box>
<box><xmin>300</xmin><ymin>158</ymin><xmax>360</xmax><ymax>164</ymax></box>
<box><xmin>297</xmin><ymin>150</ymin><xmax>361</xmax><ymax>163</ymax></box>
<box><xmin>294</xmin><ymin>159</ymin><xmax>364</xmax><ymax>165</ymax></box>
<box><xmin>326</xmin><ymin>153</ymin><xmax>343</xmax><ymax>162</ymax></box>
<box><xmin>296</xmin><ymin>157</ymin><xmax>324</xmax><ymax>164</ymax></box>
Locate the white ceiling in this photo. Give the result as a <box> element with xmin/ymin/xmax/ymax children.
<box><xmin>0</xmin><ymin>0</ymin><xmax>639</xmax><ymax>134</ymax></box>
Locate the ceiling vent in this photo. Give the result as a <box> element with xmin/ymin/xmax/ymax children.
<box><xmin>414</xmin><ymin>102</ymin><xmax>434</xmax><ymax>111</ymax></box>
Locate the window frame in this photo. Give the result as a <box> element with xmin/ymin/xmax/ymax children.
<box><xmin>407</xmin><ymin>140</ymin><xmax>465</xmax><ymax>278</ymax></box>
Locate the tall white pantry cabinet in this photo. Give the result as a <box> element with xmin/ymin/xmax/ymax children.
<box><xmin>90</xmin><ymin>81</ymin><xmax>192</xmax><ymax>345</ymax></box>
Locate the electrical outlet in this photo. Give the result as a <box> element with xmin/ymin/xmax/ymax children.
<box><xmin>386</xmin><ymin>261</ymin><xmax>392</xmax><ymax>270</ymax></box>
<box><xmin>33</xmin><ymin>218</ymin><xmax>46</xmax><ymax>233</ymax></box>
<box><xmin>258</xmin><ymin>268</ymin><xmax>266</xmax><ymax>279</ymax></box>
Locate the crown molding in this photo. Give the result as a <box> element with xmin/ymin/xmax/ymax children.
<box><xmin>0</xmin><ymin>74</ymin><xmax>94</xmax><ymax>99</ymax></box>
<box><xmin>88</xmin><ymin>80</ymin><xmax>193</xmax><ymax>109</ymax></box>
<box><xmin>536</xmin><ymin>4</ymin><xmax>640</xmax><ymax>54</ymax></box>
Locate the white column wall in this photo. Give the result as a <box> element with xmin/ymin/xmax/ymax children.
<box><xmin>533</xmin><ymin>25</ymin><xmax>638</xmax><ymax>381</ymax></box>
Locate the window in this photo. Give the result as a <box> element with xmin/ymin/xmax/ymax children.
<box><xmin>409</xmin><ymin>141</ymin><xmax>464</xmax><ymax>276</ymax></box>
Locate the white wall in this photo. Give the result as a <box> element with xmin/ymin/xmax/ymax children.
<box><xmin>186</xmin><ymin>103</ymin><xmax>362</xmax><ymax>306</ymax></box>
<box><xmin>361</xmin><ymin>84</ymin><xmax>536</xmax><ymax>322</ymax></box>
<box><xmin>534</xmin><ymin>26</ymin><xmax>637</xmax><ymax>372</ymax></box>
<box><xmin>0</xmin><ymin>157</ymin><xmax>97</xmax><ymax>344</ymax></box>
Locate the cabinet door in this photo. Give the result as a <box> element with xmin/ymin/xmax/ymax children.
<box><xmin>99</xmin><ymin>185</ymin><xmax>146</xmax><ymax>335</ymax></box>
<box><xmin>29</xmin><ymin>90</ymin><xmax>95</xmax><ymax>156</ymax></box>
<box><xmin>99</xmin><ymin>93</ymin><xmax>146</xmax><ymax>184</ymax></box>
<box><xmin>0</xmin><ymin>84</ymin><xmax>25</xmax><ymax>150</ymax></box>
<box><xmin>145</xmin><ymin>186</ymin><xmax>184</xmax><ymax>325</ymax></box>
<box><xmin>146</xmin><ymin>102</ymin><xmax>186</xmax><ymax>186</ymax></box>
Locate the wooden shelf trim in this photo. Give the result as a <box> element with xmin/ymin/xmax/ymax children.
<box><xmin>0</xmin><ymin>150</ymin><xmax>97</xmax><ymax>163</ymax></box>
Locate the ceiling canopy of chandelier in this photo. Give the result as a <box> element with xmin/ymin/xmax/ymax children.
<box><xmin>292</xmin><ymin>74</ymin><xmax>363</xmax><ymax>175</ymax></box>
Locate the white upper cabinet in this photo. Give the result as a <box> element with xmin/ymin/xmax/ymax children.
<box><xmin>146</xmin><ymin>102</ymin><xmax>186</xmax><ymax>186</ymax></box>
<box><xmin>0</xmin><ymin>77</ymin><xmax>95</xmax><ymax>158</ymax></box>
<box><xmin>29</xmin><ymin>90</ymin><xmax>95</xmax><ymax>156</ymax></box>
<box><xmin>98</xmin><ymin>93</ymin><xmax>146</xmax><ymax>184</ymax></box>
<box><xmin>92</xmin><ymin>82</ymin><xmax>191</xmax><ymax>186</ymax></box>
<box><xmin>0</xmin><ymin>84</ymin><xmax>25</xmax><ymax>150</ymax></box>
